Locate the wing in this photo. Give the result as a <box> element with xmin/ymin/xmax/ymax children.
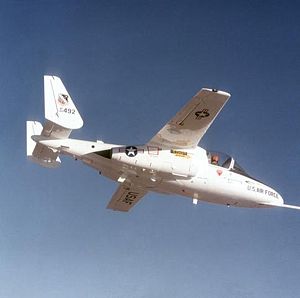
<box><xmin>147</xmin><ymin>88</ymin><xmax>230</xmax><ymax>149</ymax></box>
<box><xmin>106</xmin><ymin>184</ymin><xmax>148</xmax><ymax>212</ymax></box>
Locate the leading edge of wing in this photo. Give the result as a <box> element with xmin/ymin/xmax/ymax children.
<box><xmin>147</xmin><ymin>88</ymin><xmax>231</xmax><ymax>149</ymax></box>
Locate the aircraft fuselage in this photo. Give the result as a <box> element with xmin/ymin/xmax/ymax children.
<box><xmin>39</xmin><ymin>138</ymin><xmax>283</xmax><ymax>209</ymax></box>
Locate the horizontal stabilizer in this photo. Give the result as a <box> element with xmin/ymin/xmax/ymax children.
<box><xmin>26</xmin><ymin>121</ymin><xmax>61</xmax><ymax>168</ymax></box>
<box><xmin>30</xmin><ymin>143</ymin><xmax>61</xmax><ymax>168</ymax></box>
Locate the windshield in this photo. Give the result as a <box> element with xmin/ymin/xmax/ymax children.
<box><xmin>207</xmin><ymin>151</ymin><xmax>233</xmax><ymax>169</ymax></box>
<box><xmin>207</xmin><ymin>151</ymin><xmax>254</xmax><ymax>179</ymax></box>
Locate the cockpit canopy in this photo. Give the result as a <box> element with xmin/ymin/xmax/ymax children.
<box><xmin>207</xmin><ymin>151</ymin><xmax>255</xmax><ymax>180</ymax></box>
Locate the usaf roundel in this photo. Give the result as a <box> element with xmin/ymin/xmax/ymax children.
<box><xmin>125</xmin><ymin>146</ymin><xmax>138</xmax><ymax>157</ymax></box>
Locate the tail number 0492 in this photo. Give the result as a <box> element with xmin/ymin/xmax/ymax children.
<box><xmin>59</xmin><ymin>107</ymin><xmax>75</xmax><ymax>114</ymax></box>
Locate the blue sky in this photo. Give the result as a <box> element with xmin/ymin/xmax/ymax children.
<box><xmin>1</xmin><ymin>1</ymin><xmax>300</xmax><ymax>297</ymax></box>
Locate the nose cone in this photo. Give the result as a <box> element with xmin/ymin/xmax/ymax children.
<box><xmin>277</xmin><ymin>192</ymin><xmax>284</xmax><ymax>205</ymax></box>
<box><xmin>268</xmin><ymin>187</ymin><xmax>284</xmax><ymax>205</ymax></box>
<box><xmin>259</xmin><ymin>184</ymin><xmax>284</xmax><ymax>205</ymax></box>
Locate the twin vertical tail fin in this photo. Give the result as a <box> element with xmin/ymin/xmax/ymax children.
<box><xmin>27</xmin><ymin>76</ymin><xmax>83</xmax><ymax>168</ymax></box>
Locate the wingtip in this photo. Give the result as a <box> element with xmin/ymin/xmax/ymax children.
<box><xmin>202</xmin><ymin>88</ymin><xmax>231</xmax><ymax>97</ymax></box>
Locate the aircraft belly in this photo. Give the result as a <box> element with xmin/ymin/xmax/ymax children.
<box><xmin>79</xmin><ymin>148</ymin><xmax>280</xmax><ymax>209</ymax></box>
<box><xmin>157</xmin><ymin>175</ymin><xmax>265</xmax><ymax>208</ymax></box>
<box><xmin>80</xmin><ymin>154</ymin><xmax>121</xmax><ymax>181</ymax></box>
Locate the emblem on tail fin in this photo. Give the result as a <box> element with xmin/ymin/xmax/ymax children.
<box><xmin>57</xmin><ymin>94</ymin><xmax>69</xmax><ymax>106</ymax></box>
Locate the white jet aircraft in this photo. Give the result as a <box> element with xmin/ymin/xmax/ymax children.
<box><xmin>27</xmin><ymin>76</ymin><xmax>300</xmax><ymax>212</ymax></box>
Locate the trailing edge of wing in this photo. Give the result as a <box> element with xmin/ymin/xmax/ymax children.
<box><xmin>106</xmin><ymin>184</ymin><xmax>147</xmax><ymax>212</ymax></box>
<box><xmin>147</xmin><ymin>88</ymin><xmax>230</xmax><ymax>149</ymax></box>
